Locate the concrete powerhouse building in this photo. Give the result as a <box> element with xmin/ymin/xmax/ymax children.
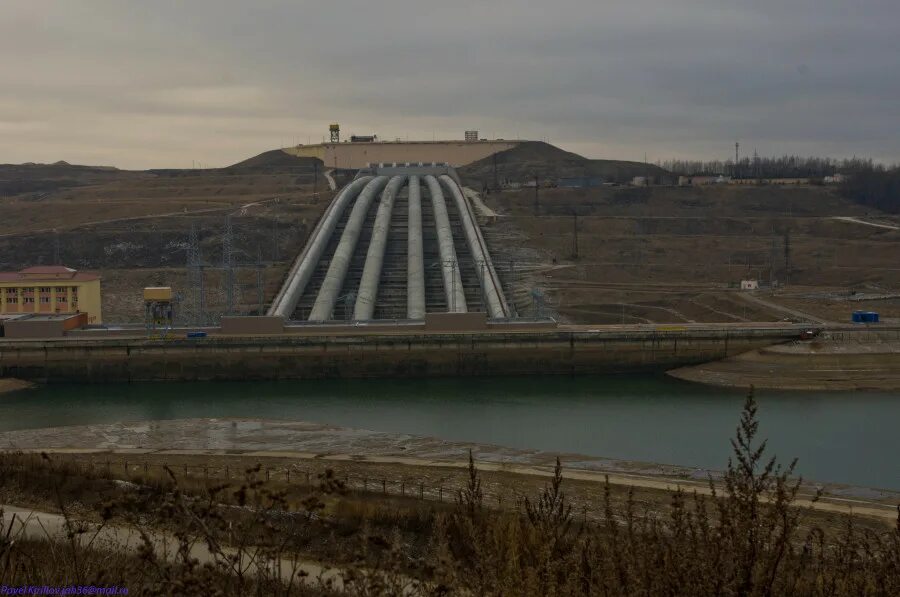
<box><xmin>0</xmin><ymin>266</ymin><xmax>102</xmax><ymax>324</ymax></box>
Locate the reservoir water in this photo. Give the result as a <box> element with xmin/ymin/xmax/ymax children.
<box><xmin>2</xmin><ymin>375</ymin><xmax>898</xmax><ymax>490</ymax></box>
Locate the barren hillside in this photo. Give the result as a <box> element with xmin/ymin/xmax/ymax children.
<box><xmin>0</xmin><ymin>153</ymin><xmax>329</xmax><ymax>322</ymax></box>
<box><xmin>3</xmin><ymin>150</ymin><xmax>899</xmax><ymax>326</ymax></box>
<box><xmin>458</xmin><ymin>141</ymin><xmax>669</xmax><ymax>187</ymax></box>
<box><xmin>478</xmin><ymin>184</ymin><xmax>900</xmax><ymax>325</ymax></box>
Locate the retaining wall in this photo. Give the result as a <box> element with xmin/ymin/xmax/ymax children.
<box><xmin>285</xmin><ymin>141</ymin><xmax>519</xmax><ymax>170</ymax></box>
<box><xmin>0</xmin><ymin>327</ymin><xmax>800</xmax><ymax>383</ymax></box>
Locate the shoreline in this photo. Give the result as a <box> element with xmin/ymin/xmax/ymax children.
<box><xmin>669</xmin><ymin>336</ymin><xmax>900</xmax><ymax>391</ymax></box>
<box><xmin>0</xmin><ymin>378</ymin><xmax>33</xmax><ymax>395</ymax></box>
<box><xmin>1</xmin><ymin>417</ymin><xmax>897</xmax><ymax>514</ymax></box>
<box><xmin>8</xmin><ymin>448</ymin><xmax>900</xmax><ymax>524</ymax></box>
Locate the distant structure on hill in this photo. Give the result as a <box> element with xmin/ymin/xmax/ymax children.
<box><xmin>282</xmin><ymin>126</ymin><xmax>669</xmax><ymax>186</ymax></box>
<box><xmin>559</xmin><ymin>176</ymin><xmax>605</xmax><ymax>188</ymax></box>
<box><xmin>286</xmin><ymin>127</ymin><xmax>521</xmax><ymax>169</ymax></box>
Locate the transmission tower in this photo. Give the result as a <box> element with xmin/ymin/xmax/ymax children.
<box><xmin>784</xmin><ymin>229</ymin><xmax>792</xmax><ymax>287</ymax></box>
<box><xmin>256</xmin><ymin>244</ymin><xmax>264</xmax><ymax>315</ymax></box>
<box><xmin>571</xmin><ymin>210</ymin><xmax>579</xmax><ymax>258</ymax></box>
<box><xmin>53</xmin><ymin>231</ymin><xmax>61</xmax><ymax>265</ymax></box>
<box><xmin>531</xmin><ymin>287</ymin><xmax>546</xmax><ymax>318</ymax></box>
<box><xmin>184</xmin><ymin>223</ymin><xmax>208</xmax><ymax>325</ymax></box>
<box><xmin>492</xmin><ymin>152</ymin><xmax>499</xmax><ymax>190</ymax></box>
<box><xmin>272</xmin><ymin>218</ymin><xmax>279</xmax><ymax>262</ymax></box>
<box><xmin>769</xmin><ymin>231</ymin><xmax>778</xmax><ymax>288</ymax></box>
<box><xmin>223</xmin><ymin>215</ymin><xmax>235</xmax><ymax>315</ymax></box>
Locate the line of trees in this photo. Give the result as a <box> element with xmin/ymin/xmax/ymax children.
<box><xmin>662</xmin><ymin>156</ymin><xmax>877</xmax><ymax>179</ymax></box>
<box><xmin>840</xmin><ymin>164</ymin><xmax>900</xmax><ymax>213</ymax></box>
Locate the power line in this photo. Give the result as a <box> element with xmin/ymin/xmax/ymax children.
<box><xmin>223</xmin><ymin>215</ymin><xmax>234</xmax><ymax>315</ymax></box>
<box><xmin>571</xmin><ymin>210</ymin><xmax>579</xmax><ymax>259</ymax></box>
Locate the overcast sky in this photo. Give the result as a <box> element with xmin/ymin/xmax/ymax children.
<box><xmin>2</xmin><ymin>0</ymin><xmax>898</xmax><ymax>169</ymax></box>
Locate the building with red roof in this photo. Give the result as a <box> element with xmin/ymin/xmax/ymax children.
<box><xmin>0</xmin><ymin>265</ymin><xmax>102</xmax><ymax>324</ymax></box>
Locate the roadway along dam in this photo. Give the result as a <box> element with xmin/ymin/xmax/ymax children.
<box><xmin>268</xmin><ymin>165</ymin><xmax>511</xmax><ymax>322</ymax></box>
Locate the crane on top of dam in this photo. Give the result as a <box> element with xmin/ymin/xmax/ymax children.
<box><xmin>268</xmin><ymin>163</ymin><xmax>511</xmax><ymax>322</ymax></box>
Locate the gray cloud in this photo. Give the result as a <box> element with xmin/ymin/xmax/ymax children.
<box><xmin>1</xmin><ymin>0</ymin><xmax>898</xmax><ymax>168</ymax></box>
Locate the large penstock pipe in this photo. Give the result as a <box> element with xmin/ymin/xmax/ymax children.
<box><xmin>406</xmin><ymin>175</ymin><xmax>426</xmax><ymax>319</ymax></box>
<box><xmin>424</xmin><ymin>175</ymin><xmax>467</xmax><ymax>313</ymax></box>
<box><xmin>308</xmin><ymin>176</ymin><xmax>389</xmax><ymax>321</ymax></box>
<box><xmin>439</xmin><ymin>174</ymin><xmax>508</xmax><ymax>318</ymax></box>
<box><xmin>269</xmin><ymin>176</ymin><xmax>373</xmax><ymax>318</ymax></box>
<box><xmin>353</xmin><ymin>175</ymin><xmax>407</xmax><ymax>320</ymax></box>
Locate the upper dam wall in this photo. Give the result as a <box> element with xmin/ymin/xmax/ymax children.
<box><xmin>284</xmin><ymin>140</ymin><xmax>519</xmax><ymax>170</ymax></box>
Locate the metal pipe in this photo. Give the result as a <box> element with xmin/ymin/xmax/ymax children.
<box><xmin>405</xmin><ymin>175</ymin><xmax>426</xmax><ymax>319</ymax></box>
<box><xmin>308</xmin><ymin>176</ymin><xmax>389</xmax><ymax>321</ymax></box>
<box><xmin>439</xmin><ymin>175</ymin><xmax>507</xmax><ymax>318</ymax></box>
<box><xmin>354</xmin><ymin>175</ymin><xmax>407</xmax><ymax>320</ymax></box>
<box><xmin>424</xmin><ymin>175</ymin><xmax>466</xmax><ymax>313</ymax></box>
<box><xmin>268</xmin><ymin>176</ymin><xmax>372</xmax><ymax>318</ymax></box>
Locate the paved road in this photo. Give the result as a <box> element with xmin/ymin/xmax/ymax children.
<box><xmin>323</xmin><ymin>169</ymin><xmax>337</xmax><ymax>191</ymax></box>
<box><xmin>832</xmin><ymin>216</ymin><xmax>900</xmax><ymax>231</ymax></box>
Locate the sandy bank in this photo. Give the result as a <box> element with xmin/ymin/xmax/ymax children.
<box><xmin>0</xmin><ymin>378</ymin><xmax>33</xmax><ymax>394</ymax></box>
<box><xmin>1</xmin><ymin>418</ymin><xmax>898</xmax><ymax>515</ymax></box>
<box><xmin>669</xmin><ymin>336</ymin><xmax>900</xmax><ymax>391</ymax></box>
<box><xmin>0</xmin><ymin>417</ymin><xmax>688</xmax><ymax>478</ymax></box>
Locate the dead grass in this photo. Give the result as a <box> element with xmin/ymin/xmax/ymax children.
<box><xmin>2</xmin><ymin>393</ymin><xmax>898</xmax><ymax>595</ymax></box>
<box><xmin>483</xmin><ymin>185</ymin><xmax>900</xmax><ymax>323</ymax></box>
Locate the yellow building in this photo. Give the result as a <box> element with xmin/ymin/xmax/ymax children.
<box><xmin>0</xmin><ymin>266</ymin><xmax>102</xmax><ymax>324</ymax></box>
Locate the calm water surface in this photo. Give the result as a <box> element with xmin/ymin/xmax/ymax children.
<box><xmin>2</xmin><ymin>375</ymin><xmax>898</xmax><ymax>489</ymax></box>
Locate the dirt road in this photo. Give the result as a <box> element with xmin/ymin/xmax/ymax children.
<box><xmin>832</xmin><ymin>216</ymin><xmax>900</xmax><ymax>231</ymax></box>
<box><xmin>1</xmin><ymin>503</ymin><xmax>339</xmax><ymax>588</ymax></box>
<box><xmin>736</xmin><ymin>292</ymin><xmax>831</xmax><ymax>324</ymax></box>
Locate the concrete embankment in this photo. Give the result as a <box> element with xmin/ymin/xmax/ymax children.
<box><xmin>669</xmin><ymin>329</ymin><xmax>900</xmax><ymax>390</ymax></box>
<box><xmin>0</xmin><ymin>325</ymin><xmax>801</xmax><ymax>383</ymax></box>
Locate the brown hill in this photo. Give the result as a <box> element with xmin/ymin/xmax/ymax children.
<box><xmin>458</xmin><ymin>141</ymin><xmax>669</xmax><ymax>187</ymax></box>
<box><xmin>0</xmin><ymin>162</ymin><xmax>135</xmax><ymax>197</ymax></box>
<box><xmin>226</xmin><ymin>150</ymin><xmax>323</xmax><ymax>172</ymax></box>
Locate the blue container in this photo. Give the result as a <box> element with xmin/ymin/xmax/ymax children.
<box><xmin>186</xmin><ymin>331</ymin><xmax>207</xmax><ymax>338</ymax></box>
<box><xmin>852</xmin><ymin>311</ymin><xmax>880</xmax><ymax>323</ymax></box>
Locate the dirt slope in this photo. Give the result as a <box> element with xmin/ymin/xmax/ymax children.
<box><xmin>459</xmin><ymin>141</ymin><xmax>670</xmax><ymax>186</ymax></box>
<box><xmin>226</xmin><ymin>149</ymin><xmax>323</xmax><ymax>172</ymax></box>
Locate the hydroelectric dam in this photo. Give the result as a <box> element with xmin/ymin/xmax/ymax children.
<box><xmin>268</xmin><ymin>164</ymin><xmax>510</xmax><ymax>322</ymax></box>
<box><xmin>0</xmin><ymin>164</ymin><xmax>813</xmax><ymax>383</ymax></box>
